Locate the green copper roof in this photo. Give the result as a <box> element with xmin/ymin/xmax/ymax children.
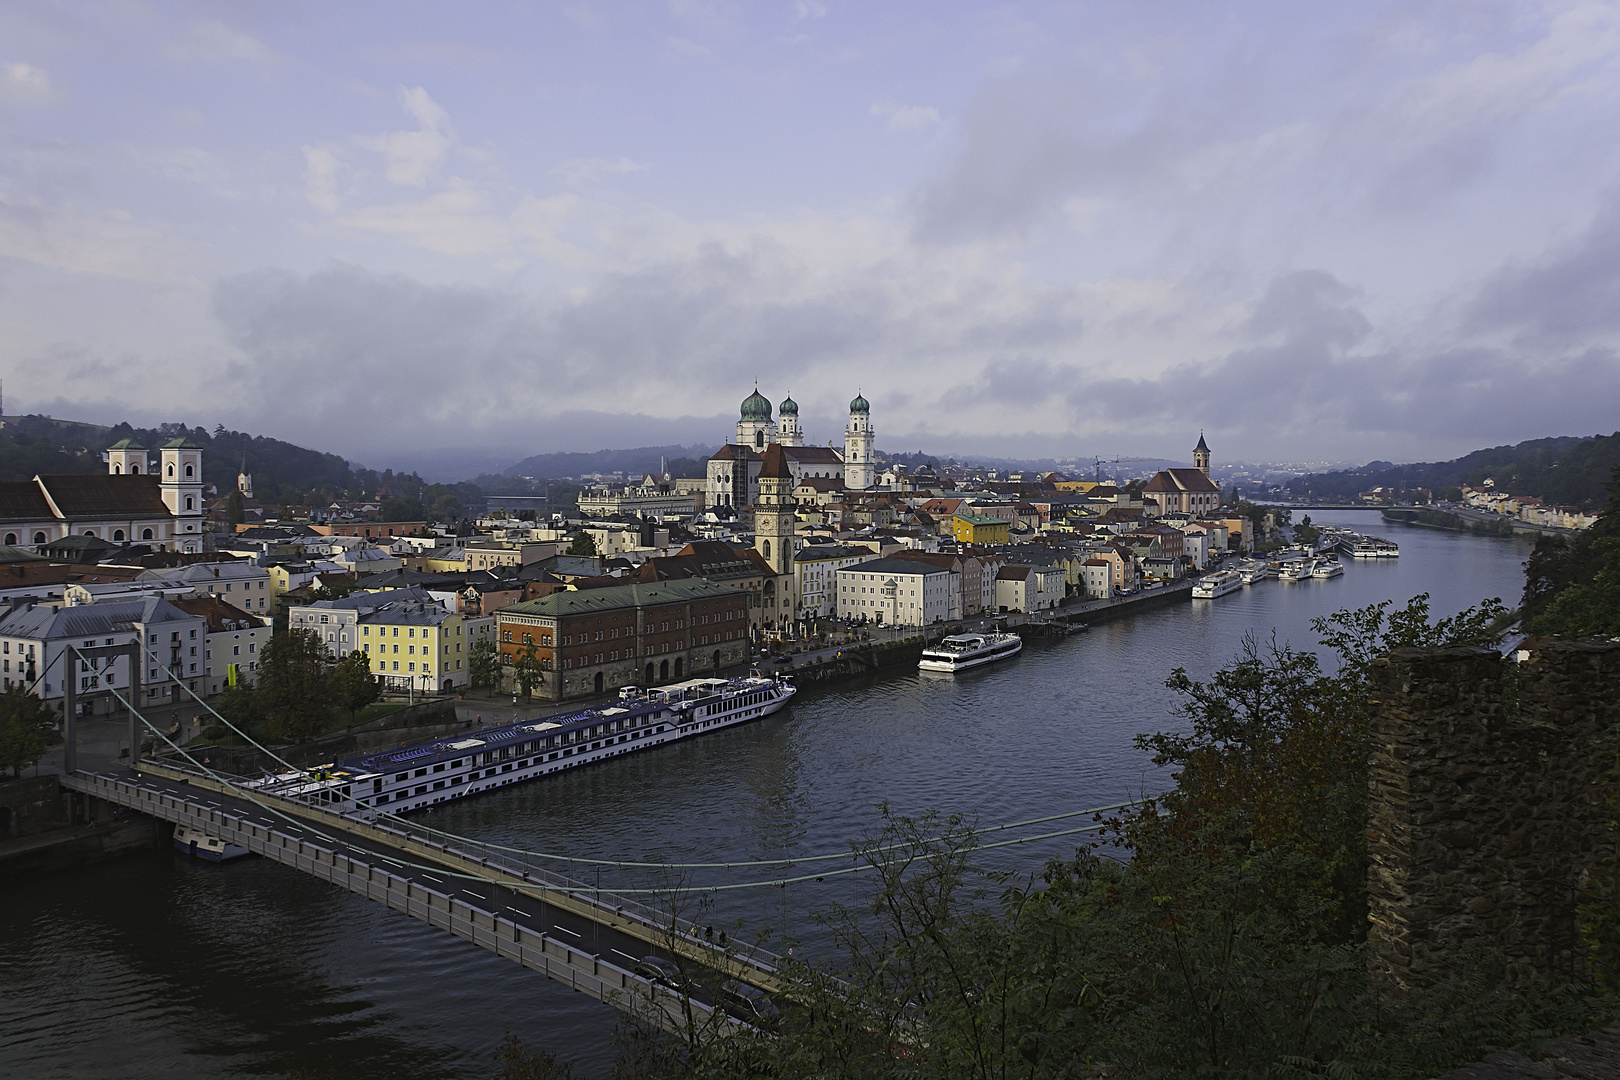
<box><xmin>740</xmin><ymin>388</ymin><xmax>772</xmax><ymax>421</ymax></box>
<box><xmin>778</xmin><ymin>394</ymin><xmax>799</xmax><ymax>416</ymax></box>
<box><xmin>849</xmin><ymin>393</ymin><xmax>869</xmax><ymax>414</ymax></box>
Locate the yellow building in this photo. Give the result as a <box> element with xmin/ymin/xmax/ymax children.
<box><xmin>1054</xmin><ymin>479</ymin><xmax>1099</xmax><ymax>493</ymax></box>
<box><xmin>952</xmin><ymin>512</ymin><xmax>1011</xmax><ymax>545</ymax></box>
<box><xmin>358</xmin><ymin>600</ymin><xmax>469</xmax><ymax>693</ymax></box>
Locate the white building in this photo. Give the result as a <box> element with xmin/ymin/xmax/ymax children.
<box><xmin>794</xmin><ymin>544</ymin><xmax>878</xmax><ymax>619</ymax></box>
<box><xmin>172</xmin><ymin>596</ymin><xmax>270</xmax><ymax>696</ymax></box>
<box><xmin>0</xmin><ymin>595</ymin><xmax>208</xmax><ymax>712</ymax></box>
<box><xmin>0</xmin><ymin>437</ymin><xmax>207</xmax><ymax>553</ymax></box>
<box><xmin>835</xmin><ymin>556</ymin><xmax>956</xmax><ymax>627</ymax></box>
<box><xmin>1080</xmin><ymin>558</ymin><xmax>1114</xmax><ymax>600</ymax></box>
<box><xmin>994</xmin><ymin>565</ymin><xmax>1066</xmax><ymax>613</ymax></box>
<box><xmin>288</xmin><ymin>586</ymin><xmax>442</xmax><ymax>658</ymax></box>
<box><xmin>705</xmin><ymin>389</ymin><xmax>860</xmax><ymax>508</ymax></box>
<box><xmin>844</xmin><ymin>393</ymin><xmax>874</xmax><ymax>491</ymax></box>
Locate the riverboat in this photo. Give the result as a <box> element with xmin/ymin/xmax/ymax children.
<box><xmin>1192</xmin><ymin>571</ymin><xmax>1244</xmax><ymax>599</ymax></box>
<box><xmin>173</xmin><ymin>824</ymin><xmax>251</xmax><ymax>862</ymax></box>
<box><xmin>918</xmin><ymin>631</ymin><xmax>1023</xmax><ymax>673</ymax></box>
<box><xmin>1277</xmin><ymin>559</ymin><xmax>1316</xmax><ymax>582</ymax></box>
<box><xmin>1312</xmin><ymin>558</ymin><xmax>1345</xmax><ymax>579</ymax></box>
<box><xmin>256</xmin><ymin>674</ymin><xmax>796</xmax><ymax>814</ymax></box>
<box><xmin>1236</xmin><ymin>560</ymin><xmax>1273</xmax><ymax>584</ymax></box>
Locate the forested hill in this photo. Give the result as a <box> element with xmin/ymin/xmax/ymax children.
<box><xmin>1285</xmin><ymin>432</ymin><xmax>1620</xmax><ymax>507</ymax></box>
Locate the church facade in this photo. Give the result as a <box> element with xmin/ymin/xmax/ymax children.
<box><xmin>706</xmin><ymin>389</ymin><xmax>874</xmax><ymax>508</ymax></box>
<box><xmin>0</xmin><ymin>437</ymin><xmax>207</xmax><ymax>553</ymax></box>
<box><xmin>1142</xmin><ymin>433</ymin><xmax>1221</xmax><ymax>518</ymax></box>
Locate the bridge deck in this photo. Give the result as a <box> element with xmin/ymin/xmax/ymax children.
<box><xmin>61</xmin><ymin>767</ymin><xmax>757</xmax><ymax>1033</ymax></box>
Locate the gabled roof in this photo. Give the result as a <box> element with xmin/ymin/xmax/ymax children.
<box><xmin>785</xmin><ymin>445</ymin><xmax>844</xmax><ymax>465</ymax></box>
<box><xmin>30</xmin><ymin>473</ymin><xmax>172</xmax><ymax>518</ymax></box>
<box><xmin>1142</xmin><ymin>469</ymin><xmax>1220</xmax><ymax>495</ymax></box>
<box><xmin>759</xmin><ymin>443</ymin><xmax>794</xmax><ymax>480</ymax></box>
<box><xmin>0</xmin><ymin>481</ymin><xmax>58</xmax><ymax>522</ymax></box>
<box><xmin>501</xmin><ymin>578</ymin><xmax>741</xmax><ymax>618</ymax></box>
<box><xmin>170</xmin><ymin>595</ymin><xmax>266</xmax><ymax>632</ymax></box>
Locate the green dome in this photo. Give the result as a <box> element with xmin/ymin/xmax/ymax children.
<box><xmin>849</xmin><ymin>393</ymin><xmax>870</xmax><ymax>415</ymax></box>
<box><xmin>740</xmin><ymin>388</ymin><xmax>772</xmax><ymax>421</ymax></box>
<box><xmin>779</xmin><ymin>395</ymin><xmax>799</xmax><ymax>417</ymax></box>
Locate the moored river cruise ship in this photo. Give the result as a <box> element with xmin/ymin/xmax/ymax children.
<box><xmin>254</xmin><ymin>674</ymin><xmax>796</xmax><ymax>814</ymax></box>
<box><xmin>918</xmin><ymin>631</ymin><xmax>1023</xmax><ymax>673</ymax></box>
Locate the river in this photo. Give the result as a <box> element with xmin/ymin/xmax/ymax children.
<box><xmin>0</xmin><ymin>510</ymin><xmax>1534</xmax><ymax>1079</ymax></box>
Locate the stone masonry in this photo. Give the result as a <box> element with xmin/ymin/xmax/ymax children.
<box><xmin>1368</xmin><ymin>641</ymin><xmax>1620</xmax><ymax>987</ymax></box>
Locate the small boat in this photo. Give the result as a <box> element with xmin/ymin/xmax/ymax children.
<box><xmin>1312</xmin><ymin>558</ymin><xmax>1345</xmax><ymax>579</ymax></box>
<box><xmin>918</xmin><ymin>631</ymin><xmax>1023</xmax><ymax>673</ymax></box>
<box><xmin>174</xmin><ymin>824</ymin><xmax>250</xmax><ymax>862</ymax></box>
<box><xmin>1192</xmin><ymin>571</ymin><xmax>1243</xmax><ymax>599</ymax></box>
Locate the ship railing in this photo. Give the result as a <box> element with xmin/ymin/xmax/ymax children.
<box><xmin>139</xmin><ymin>756</ymin><xmax>794</xmax><ymax>981</ymax></box>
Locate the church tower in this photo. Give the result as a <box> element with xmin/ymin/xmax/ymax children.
<box><xmin>736</xmin><ymin>386</ymin><xmax>777</xmax><ymax>451</ymax></box>
<box><xmin>107</xmin><ymin>438</ymin><xmax>146</xmax><ymax>475</ymax></box>
<box><xmin>777</xmin><ymin>394</ymin><xmax>803</xmax><ymax>447</ymax></box>
<box><xmin>160</xmin><ymin>437</ymin><xmax>205</xmax><ymax>552</ymax></box>
<box><xmin>1193</xmin><ymin>432</ymin><xmax>1211</xmax><ymax>477</ymax></box>
<box><xmin>755</xmin><ymin>444</ymin><xmax>796</xmax><ymax>581</ymax></box>
<box><xmin>238</xmin><ymin>458</ymin><xmax>253</xmax><ymax>499</ymax></box>
<box><xmin>844</xmin><ymin>392</ymin><xmax>874</xmax><ymax>491</ymax></box>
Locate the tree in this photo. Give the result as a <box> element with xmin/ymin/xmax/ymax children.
<box><xmin>331</xmin><ymin>650</ymin><xmax>380</xmax><ymax>722</ymax></box>
<box><xmin>512</xmin><ymin>644</ymin><xmax>544</xmax><ymax>701</ymax></box>
<box><xmin>0</xmin><ymin>684</ymin><xmax>56</xmax><ymax>777</ymax></box>
<box><xmin>567</xmin><ymin>530</ymin><xmax>597</xmax><ymax>557</ymax></box>
<box><xmin>214</xmin><ymin>682</ymin><xmax>265</xmax><ymax>732</ymax></box>
<box><xmin>468</xmin><ymin>636</ymin><xmax>501</xmax><ymax>690</ymax></box>
<box><xmin>256</xmin><ymin>628</ymin><xmax>336</xmax><ymax>742</ymax></box>
<box><xmin>225</xmin><ymin>488</ymin><xmax>245</xmax><ymax>527</ymax></box>
<box><xmin>487</xmin><ymin>1034</ymin><xmax>574</xmax><ymax>1080</ymax></box>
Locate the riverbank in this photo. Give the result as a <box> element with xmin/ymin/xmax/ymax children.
<box><xmin>1383</xmin><ymin>506</ymin><xmax>1522</xmax><ymax>537</ymax></box>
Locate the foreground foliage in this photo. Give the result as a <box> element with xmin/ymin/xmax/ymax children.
<box><xmin>1522</xmin><ymin>465</ymin><xmax>1620</xmax><ymax>639</ymax></box>
<box><xmin>611</xmin><ymin>595</ymin><xmax>1613</xmax><ymax>1079</ymax></box>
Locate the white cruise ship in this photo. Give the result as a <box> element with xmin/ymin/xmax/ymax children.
<box><xmin>258</xmin><ymin>674</ymin><xmax>796</xmax><ymax>814</ymax></box>
<box><xmin>1312</xmin><ymin>558</ymin><xmax>1345</xmax><ymax>579</ymax></box>
<box><xmin>1236</xmin><ymin>561</ymin><xmax>1273</xmax><ymax>584</ymax></box>
<box><xmin>1192</xmin><ymin>571</ymin><xmax>1243</xmax><ymax>599</ymax></box>
<box><xmin>918</xmin><ymin>631</ymin><xmax>1023</xmax><ymax>673</ymax></box>
<box><xmin>1277</xmin><ymin>559</ymin><xmax>1316</xmax><ymax>582</ymax></box>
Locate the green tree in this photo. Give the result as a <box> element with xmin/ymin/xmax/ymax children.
<box><xmin>331</xmin><ymin>650</ymin><xmax>380</xmax><ymax>722</ymax></box>
<box><xmin>380</xmin><ymin>495</ymin><xmax>425</xmax><ymax>522</ymax></box>
<box><xmin>214</xmin><ymin>682</ymin><xmax>265</xmax><ymax>733</ymax></box>
<box><xmin>567</xmin><ymin>530</ymin><xmax>597</xmax><ymax>557</ymax></box>
<box><xmin>512</xmin><ymin>643</ymin><xmax>544</xmax><ymax>700</ymax></box>
<box><xmin>256</xmin><ymin>628</ymin><xmax>336</xmax><ymax>742</ymax></box>
<box><xmin>487</xmin><ymin>1033</ymin><xmax>573</xmax><ymax>1079</ymax></box>
<box><xmin>225</xmin><ymin>488</ymin><xmax>245</xmax><ymax>527</ymax></box>
<box><xmin>468</xmin><ymin>635</ymin><xmax>501</xmax><ymax>689</ymax></box>
<box><xmin>0</xmin><ymin>684</ymin><xmax>57</xmax><ymax>777</ymax></box>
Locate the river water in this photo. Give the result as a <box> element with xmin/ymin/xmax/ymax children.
<box><xmin>0</xmin><ymin>511</ymin><xmax>1534</xmax><ymax>1079</ymax></box>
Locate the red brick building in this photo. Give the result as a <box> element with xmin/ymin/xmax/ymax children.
<box><xmin>495</xmin><ymin>579</ymin><xmax>749</xmax><ymax>701</ymax></box>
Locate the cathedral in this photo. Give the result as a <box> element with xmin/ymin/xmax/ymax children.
<box><xmin>705</xmin><ymin>388</ymin><xmax>874</xmax><ymax>508</ymax></box>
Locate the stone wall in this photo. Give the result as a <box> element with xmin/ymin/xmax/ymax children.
<box><xmin>1368</xmin><ymin>641</ymin><xmax>1620</xmax><ymax>987</ymax></box>
<box><xmin>0</xmin><ymin>775</ymin><xmax>69</xmax><ymax>839</ymax></box>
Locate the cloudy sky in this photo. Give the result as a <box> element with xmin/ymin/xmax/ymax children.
<box><xmin>4</xmin><ymin>1</ymin><xmax>1620</xmax><ymax>475</ymax></box>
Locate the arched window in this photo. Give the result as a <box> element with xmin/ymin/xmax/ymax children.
<box><xmin>141</xmin><ymin>528</ymin><xmax>153</xmax><ymax>540</ymax></box>
<box><xmin>166</xmin><ymin>464</ymin><xmax>174</xmax><ymax>477</ymax></box>
<box><xmin>762</xmin><ymin>539</ymin><xmax>771</xmax><ymax>560</ymax></box>
<box><xmin>755</xmin><ymin>430</ymin><xmax>764</xmax><ymax>448</ymax></box>
<box><xmin>184</xmin><ymin>464</ymin><xmax>194</xmax><ymax>478</ymax></box>
<box><xmin>185</xmin><ymin>497</ymin><xmax>194</xmax><ymax>510</ymax></box>
<box><xmin>33</xmin><ymin>532</ymin><xmax>45</xmax><ymax>545</ymax></box>
<box><xmin>113</xmin><ymin>530</ymin><xmax>125</xmax><ymax>542</ymax></box>
<box><xmin>1</xmin><ymin>534</ymin><xmax>11</xmax><ymax>545</ymax></box>
<box><xmin>84</xmin><ymin>530</ymin><xmax>95</xmax><ymax>537</ymax></box>
<box><xmin>113</xmin><ymin>464</ymin><xmax>121</xmax><ymax>474</ymax></box>
<box><xmin>131</xmin><ymin>464</ymin><xmax>140</xmax><ymax>474</ymax></box>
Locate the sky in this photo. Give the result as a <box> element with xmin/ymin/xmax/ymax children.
<box><xmin>4</xmin><ymin>1</ymin><xmax>1620</xmax><ymax>477</ymax></box>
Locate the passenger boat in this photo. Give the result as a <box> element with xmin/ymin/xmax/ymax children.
<box><xmin>1192</xmin><ymin>571</ymin><xmax>1243</xmax><ymax>599</ymax></box>
<box><xmin>1311</xmin><ymin>558</ymin><xmax>1345</xmax><ymax>579</ymax></box>
<box><xmin>173</xmin><ymin>824</ymin><xmax>250</xmax><ymax>861</ymax></box>
<box><xmin>1277</xmin><ymin>559</ymin><xmax>1316</xmax><ymax>582</ymax></box>
<box><xmin>1236</xmin><ymin>560</ymin><xmax>1273</xmax><ymax>584</ymax></box>
<box><xmin>257</xmin><ymin>674</ymin><xmax>796</xmax><ymax>814</ymax></box>
<box><xmin>918</xmin><ymin>631</ymin><xmax>1023</xmax><ymax>673</ymax></box>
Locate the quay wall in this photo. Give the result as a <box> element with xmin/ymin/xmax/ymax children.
<box><xmin>1367</xmin><ymin>641</ymin><xmax>1620</xmax><ymax>987</ymax></box>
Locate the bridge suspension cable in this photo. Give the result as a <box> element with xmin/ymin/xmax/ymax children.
<box><xmin>137</xmin><ymin>643</ymin><xmax>1145</xmax><ymax>875</ymax></box>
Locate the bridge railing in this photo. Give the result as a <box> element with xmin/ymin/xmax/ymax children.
<box><xmin>141</xmin><ymin>756</ymin><xmax>790</xmax><ymax>980</ymax></box>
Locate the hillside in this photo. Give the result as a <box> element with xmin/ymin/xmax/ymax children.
<box><xmin>1285</xmin><ymin>433</ymin><xmax>1620</xmax><ymax>508</ymax></box>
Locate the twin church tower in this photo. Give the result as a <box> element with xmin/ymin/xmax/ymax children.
<box><xmin>731</xmin><ymin>387</ymin><xmax>874</xmax><ymax>491</ymax></box>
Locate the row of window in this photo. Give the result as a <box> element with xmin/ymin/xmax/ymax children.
<box><xmin>362</xmin><ymin>641</ymin><xmax>462</xmax><ymax>655</ymax></box>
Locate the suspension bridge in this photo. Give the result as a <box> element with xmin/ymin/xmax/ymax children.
<box><xmin>44</xmin><ymin>639</ymin><xmax>1122</xmax><ymax>1033</ymax></box>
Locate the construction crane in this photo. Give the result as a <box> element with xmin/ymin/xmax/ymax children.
<box><xmin>1093</xmin><ymin>456</ymin><xmax>1162</xmax><ymax>484</ymax></box>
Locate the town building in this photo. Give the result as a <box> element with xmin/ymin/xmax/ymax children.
<box><xmin>1142</xmin><ymin>434</ymin><xmax>1222</xmax><ymax>518</ymax></box>
<box><xmin>994</xmin><ymin>565</ymin><xmax>1066</xmax><ymax>613</ymax></box>
<box><xmin>793</xmin><ymin>544</ymin><xmax>877</xmax><ymax>619</ymax></box>
<box><xmin>495</xmin><ymin>579</ymin><xmax>750</xmax><ymax>701</ymax></box>
<box><xmin>705</xmin><ymin>390</ymin><xmax>866</xmax><ymax>508</ymax></box>
<box><xmin>138</xmin><ymin>560</ymin><xmax>273</xmax><ymax>614</ymax></box>
<box><xmin>357</xmin><ymin>598</ymin><xmax>469</xmax><ymax>694</ymax></box>
<box><xmin>171</xmin><ymin>595</ymin><xmax>268</xmax><ymax>697</ymax></box>
<box><xmin>0</xmin><ymin>438</ymin><xmax>206</xmax><ymax>553</ymax></box>
<box><xmin>952</xmin><ymin>512</ymin><xmax>1011</xmax><ymax>545</ymax></box>
<box><xmin>835</xmin><ymin>557</ymin><xmax>956</xmax><ymax>626</ymax></box>
<box><xmin>0</xmin><ymin>595</ymin><xmax>208</xmax><ymax>712</ymax></box>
